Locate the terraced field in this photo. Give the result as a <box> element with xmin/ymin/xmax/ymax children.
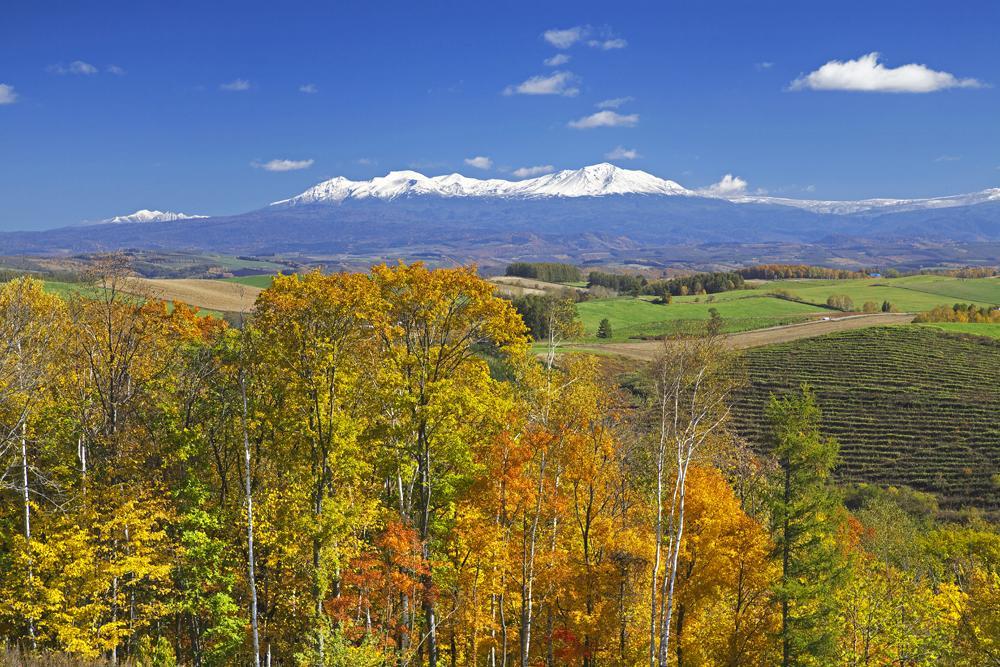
<box><xmin>731</xmin><ymin>327</ymin><xmax>1000</xmax><ymax>512</ymax></box>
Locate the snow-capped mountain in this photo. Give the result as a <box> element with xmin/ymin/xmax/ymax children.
<box><xmin>92</xmin><ymin>209</ymin><xmax>208</xmax><ymax>225</ymax></box>
<box><xmin>9</xmin><ymin>162</ymin><xmax>998</xmax><ymax>259</ymax></box>
<box><xmin>273</xmin><ymin>162</ymin><xmax>1000</xmax><ymax>217</ymax></box>
<box><xmin>733</xmin><ymin>188</ymin><xmax>1000</xmax><ymax>215</ymax></box>
<box><xmin>272</xmin><ymin>163</ymin><xmax>692</xmax><ymax>205</ymax></box>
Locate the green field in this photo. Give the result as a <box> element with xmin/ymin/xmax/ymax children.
<box><xmin>917</xmin><ymin>322</ymin><xmax>1000</xmax><ymax>340</ymax></box>
<box><xmin>573</xmin><ymin>275</ymin><xmax>1000</xmax><ymax>343</ymax></box>
<box><xmin>222</xmin><ymin>274</ymin><xmax>276</xmax><ymax>288</ymax></box>
<box><xmin>576</xmin><ymin>295</ymin><xmax>829</xmax><ymax>341</ymax></box>
<box><xmin>731</xmin><ymin>327</ymin><xmax>1000</xmax><ymax>513</ymax></box>
<box><xmin>756</xmin><ymin>275</ymin><xmax>1000</xmax><ymax>312</ymax></box>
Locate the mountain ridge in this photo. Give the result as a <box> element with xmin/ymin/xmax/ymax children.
<box><xmin>269</xmin><ymin>162</ymin><xmax>1000</xmax><ymax>216</ymax></box>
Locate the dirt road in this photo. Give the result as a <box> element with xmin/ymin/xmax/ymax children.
<box><xmin>570</xmin><ymin>313</ymin><xmax>916</xmax><ymax>360</ymax></box>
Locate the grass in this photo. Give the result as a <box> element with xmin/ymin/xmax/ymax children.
<box><xmin>571</xmin><ymin>275</ymin><xmax>1000</xmax><ymax>344</ymax></box>
<box><xmin>916</xmin><ymin>322</ymin><xmax>1000</xmax><ymax>340</ymax></box>
<box><xmin>731</xmin><ymin>326</ymin><xmax>1000</xmax><ymax>513</ymax></box>
<box><xmin>575</xmin><ymin>295</ymin><xmax>828</xmax><ymax>341</ymax></box>
<box><xmin>756</xmin><ymin>275</ymin><xmax>1000</xmax><ymax>312</ymax></box>
<box><xmin>222</xmin><ymin>274</ymin><xmax>276</xmax><ymax>288</ymax></box>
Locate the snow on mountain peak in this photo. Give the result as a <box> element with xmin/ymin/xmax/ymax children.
<box><xmin>271</xmin><ymin>163</ymin><xmax>693</xmax><ymax>205</ymax></box>
<box><xmin>269</xmin><ymin>163</ymin><xmax>1000</xmax><ymax>216</ymax></box>
<box><xmin>94</xmin><ymin>209</ymin><xmax>209</xmax><ymax>225</ymax></box>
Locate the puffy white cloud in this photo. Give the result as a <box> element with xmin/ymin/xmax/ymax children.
<box><xmin>48</xmin><ymin>60</ymin><xmax>98</xmax><ymax>75</ymax></box>
<box><xmin>544</xmin><ymin>53</ymin><xmax>571</xmax><ymax>66</ymax></box>
<box><xmin>464</xmin><ymin>156</ymin><xmax>493</xmax><ymax>170</ymax></box>
<box><xmin>790</xmin><ymin>52</ymin><xmax>983</xmax><ymax>93</ymax></box>
<box><xmin>588</xmin><ymin>38</ymin><xmax>627</xmax><ymax>50</ymax></box>
<box><xmin>596</xmin><ymin>96</ymin><xmax>633</xmax><ymax>109</ymax></box>
<box><xmin>512</xmin><ymin>165</ymin><xmax>554</xmax><ymax>178</ymax></box>
<box><xmin>543</xmin><ymin>26</ymin><xmax>588</xmax><ymax>49</ymax></box>
<box><xmin>252</xmin><ymin>158</ymin><xmax>314</xmax><ymax>172</ymax></box>
<box><xmin>605</xmin><ymin>146</ymin><xmax>640</xmax><ymax>160</ymax></box>
<box><xmin>504</xmin><ymin>71</ymin><xmax>579</xmax><ymax>97</ymax></box>
<box><xmin>700</xmin><ymin>174</ymin><xmax>748</xmax><ymax>196</ymax></box>
<box><xmin>568</xmin><ymin>110</ymin><xmax>638</xmax><ymax>129</ymax></box>
<box><xmin>299</xmin><ymin>83</ymin><xmax>318</xmax><ymax>93</ymax></box>
<box><xmin>220</xmin><ymin>78</ymin><xmax>251</xmax><ymax>91</ymax></box>
<box><xmin>0</xmin><ymin>84</ymin><xmax>18</xmax><ymax>105</ymax></box>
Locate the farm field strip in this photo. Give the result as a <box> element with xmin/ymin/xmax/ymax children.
<box><xmin>731</xmin><ymin>326</ymin><xmax>1000</xmax><ymax>512</ymax></box>
<box><xmin>122</xmin><ymin>278</ymin><xmax>263</xmax><ymax>313</ymax></box>
<box><xmin>576</xmin><ymin>313</ymin><xmax>914</xmax><ymax>359</ymax></box>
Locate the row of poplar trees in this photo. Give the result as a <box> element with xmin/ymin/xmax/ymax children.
<box><xmin>0</xmin><ymin>259</ymin><xmax>997</xmax><ymax>666</ymax></box>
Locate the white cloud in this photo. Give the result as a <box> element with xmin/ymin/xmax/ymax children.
<box><xmin>790</xmin><ymin>52</ymin><xmax>984</xmax><ymax>93</ymax></box>
<box><xmin>48</xmin><ymin>60</ymin><xmax>98</xmax><ymax>75</ymax></box>
<box><xmin>252</xmin><ymin>158</ymin><xmax>314</xmax><ymax>172</ymax></box>
<box><xmin>755</xmin><ymin>62</ymin><xmax>774</xmax><ymax>71</ymax></box>
<box><xmin>700</xmin><ymin>174</ymin><xmax>748</xmax><ymax>196</ymax></box>
<box><xmin>512</xmin><ymin>165</ymin><xmax>554</xmax><ymax>178</ymax></box>
<box><xmin>107</xmin><ymin>64</ymin><xmax>126</xmax><ymax>75</ymax></box>
<box><xmin>0</xmin><ymin>84</ymin><xmax>18</xmax><ymax>105</ymax></box>
<box><xmin>543</xmin><ymin>26</ymin><xmax>588</xmax><ymax>49</ymax></box>
<box><xmin>464</xmin><ymin>156</ymin><xmax>493</xmax><ymax>170</ymax></box>
<box><xmin>596</xmin><ymin>96</ymin><xmax>633</xmax><ymax>109</ymax></box>
<box><xmin>605</xmin><ymin>146</ymin><xmax>640</xmax><ymax>160</ymax></box>
<box><xmin>588</xmin><ymin>38</ymin><xmax>627</xmax><ymax>50</ymax></box>
<box><xmin>568</xmin><ymin>110</ymin><xmax>638</xmax><ymax>129</ymax></box>
<box><xmin>299</xmin><ymin>83</ymin><xmax>318</xmax><ymax>94</ymax></box>
<box><xmin>356</xmin><ymin>157</ymin><xmax>376</xmax><ymax>166</ymax></box>
<box><xmin>504</xmin><ymin>71</ymin><xmax>579</xmax><ymax>97</ymax></box>
<box><xmin>934</xmin><ymin>154</ymin><xmax>961</xmax><ymax>162</ymax></box>
<box><xmin>220</xmin><ymin>79</ymin><xmax>251</xmax><ymax>92</ymax></box>
<box><xmin>544</xmin><ymin>53</ymin><xmax>571</xmax><ymax>67</ymax></box>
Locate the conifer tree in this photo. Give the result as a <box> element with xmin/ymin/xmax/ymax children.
<box><xmin>765</xmin><ymin>386</ymin><xmax>843</xmax><ymax>666</ymax></box>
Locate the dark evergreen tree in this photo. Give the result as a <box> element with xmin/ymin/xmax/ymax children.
<box><xmin>765</xmin><ymin>386</ymin><xmax>844</xmax><ymax>667</ymax></box>
<box><xmin>596</xmin><ymin>318</ymin><xmax>613</xmax><ymax>339</ymax></box>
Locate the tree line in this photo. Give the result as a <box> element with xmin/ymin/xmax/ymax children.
<box><xmin>738</xmin><ymin>265</ymin><xmax>870</xmax><ymax>280</ymax></box>
<box><xmin>1</xmin><ymin>260</ymin><xmax>997</xmax><ymax>666</ymax></box>
<box><xmin>586</xmin><ymin>271</ymin><xmax>745</xmax><ymax>297</ymax></box>
<box><xmin>914</xmin><ymin>303</ymin><xmax>1000</xmax><ymax>324</ymax></box>
<box><xmin>504</xmin><ymin>263</ymin><xmax>582</xmax><ymax>284</ymax></box>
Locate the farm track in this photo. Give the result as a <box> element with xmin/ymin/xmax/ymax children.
<box><xmin>122</xmin><ymin>278</ymin><xmax>263</xmax><ymax>313</ymax></box>
<box><xmin>574</xmin><ymin>312</ymin><xmax>915</xmax><ymax>359</ymax></box>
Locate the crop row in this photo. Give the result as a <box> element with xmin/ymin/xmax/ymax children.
<box><xmin>731</xmin><ymin>327</ymin><xmax>1000</xmax><ymax>511</ymax></box>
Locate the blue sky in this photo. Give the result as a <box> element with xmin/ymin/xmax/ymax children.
<box><xmin>2</xmin><ymin>0</ymin><xmax>999</xmax><ymax>230</ymax></box>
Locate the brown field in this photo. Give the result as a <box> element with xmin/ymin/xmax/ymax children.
<box><xmin>123</xmin><ymin>278</ymin><xmax>263</xmax><ymax>313</ymax></box>
<box><xmin>568</xmin><ymin>312</ymin><xmax>916</xmax><ymax>360</ymax></box>
<box><xmin>490</xmin><ymin>275</ymin><xmax>588</xmax><ymax>297</ymax></box>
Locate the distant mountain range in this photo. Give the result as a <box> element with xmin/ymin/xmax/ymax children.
<box><xmin>3</xmin><ymin>164</ymin><xmax>1000</xmax><ymax>266</ymax></box>
<box><xmin>86</xmin><ymin>209</ymin><xmax>209</xmax><ymax>225</ymax></box>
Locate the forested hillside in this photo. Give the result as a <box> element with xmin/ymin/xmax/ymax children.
<box><xmin>1</xmin><ymin>263</ymin><xmax>997</xmax><ymax>666</ymax></box>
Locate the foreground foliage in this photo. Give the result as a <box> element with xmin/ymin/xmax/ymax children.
<box><xmin>0</xmin><ymin>265</ymin><xmax>997</xmax><ymax>666</ymax></box>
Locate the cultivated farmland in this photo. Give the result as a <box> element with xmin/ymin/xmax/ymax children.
<box><xmin>730</xmin><ymin>327</ymin><xmax>1000</xmax><ymax>513</ymax></box>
